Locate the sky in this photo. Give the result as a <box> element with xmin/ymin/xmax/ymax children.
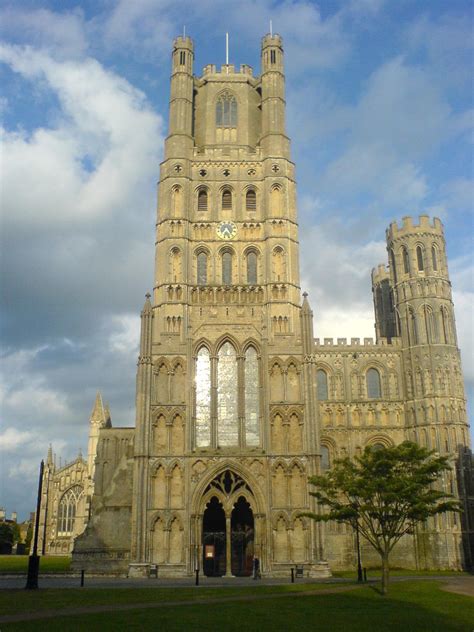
<box><xmin>0</xmin><ymin>0</ymin><xmax>473</xmax><ymax>520</ymax></box>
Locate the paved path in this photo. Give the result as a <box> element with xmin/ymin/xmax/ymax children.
<box><xmin>439</xmin><ymin>575</ymin><xmax>474</xmax><ymax>597</ymax></box>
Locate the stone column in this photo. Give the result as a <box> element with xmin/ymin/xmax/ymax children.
<box><xmin>224</xmin><ymin>514</ymin><xmax>233</xmax><ymax>577</ymax></box>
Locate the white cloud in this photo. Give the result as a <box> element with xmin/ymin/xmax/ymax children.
<box><xmin>0</xmin><ymin>7</ymin><xmax>88</xmax><ymax>58</ymax></box>
<box><xmin>108</xmin><ymin>314</ymin><xmax>141</xmax><ymax>354</ymax></box>
<box><xmin>0</xmin><ymin>44</ymin><xmax>162</xmax><ymax>227</ymax></box>
<box><xmin>0</xmin><ymin>428</ymin><xmax>36</xmax><ymax>451</ymax></box>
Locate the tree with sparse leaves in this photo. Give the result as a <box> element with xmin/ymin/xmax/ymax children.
<box><xmin>304</xmin><ymin>441</ymin><xmax>460</xmax><ymax>595</ymax></box>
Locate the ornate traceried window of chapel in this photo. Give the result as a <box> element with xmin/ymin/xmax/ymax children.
<box><xmin>216</xmin><ymin>92</ymin><xmax>237</xmax><ymax>127</ymax></box>
<box><xmin>57</xmin><ymin>485</ymin><xmax>83</xmax><ymax>536</ymax></box>
<box><xmin>194</xmin><ymin>343</ymin><xmax>260</xmax><ymax>448</ymax></box>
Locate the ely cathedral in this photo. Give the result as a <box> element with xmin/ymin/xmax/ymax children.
<box><xmin>37</xmin><ymin>34</ymin><xmax>472</xmax><ymax>577</ymax></box>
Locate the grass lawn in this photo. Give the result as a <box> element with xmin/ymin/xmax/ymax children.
<box><xmin>332</xmin><ymin>567</ymin><xmax>470</xmax><ymax>579</ymax></box>
<box><xmin>0</xmin><ymin>555</ymin><xmax>71</xmax><ymax>574</ymax></box>
<box><xmin>0</xmin><ymin>580</ymin><xmax>473</xmax><ymax>631</ymax></box>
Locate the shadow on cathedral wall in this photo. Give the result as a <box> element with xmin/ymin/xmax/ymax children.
<box><xmin>456</xmin><ymin>445</ymin><xmax>474</xmax><ymax>571</ymax></box>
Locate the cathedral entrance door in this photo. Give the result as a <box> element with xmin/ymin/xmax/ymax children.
<box><xmin>202</xmin><ymin>496</ymin><xmax>226</xmax><ymax>577</ymax></box>
<box><xmin>231</xmin><ymin>496</ymin><xmax>254</xmax><ymax>577</ymax></box>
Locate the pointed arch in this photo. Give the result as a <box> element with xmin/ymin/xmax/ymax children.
<box><xmin>401</xmin><ymin>246</ymin><xmax>410</xmax><ymax>274</ymax></box>
<box><xmin>416</xmin><ymin>244</ymin><xmax>424</xmax><ymax>271</ymax></box>
<box><xmin>217</xmin><ymin>341</ymin><xmax>238</xmax><ymax>446</ymax></box>
<box><xmin>272</xmin><ymin>245</ymin><xmax>286</xmax><ymax>281</ymax></box>
<box><xmin>270</xmin><ymin>184</ymin><xmax>283</xmax><ymax>216</ymax></box>
<box><xmin>170</xmin><ymin>185</ymin><xmax>183</xmax><ymax>217</ymax></box>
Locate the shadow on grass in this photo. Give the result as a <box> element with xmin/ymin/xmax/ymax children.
<box><xmin>2</xmin><ymin>582</ymin><xmax>473</xmax><ymax>632</ymax></box>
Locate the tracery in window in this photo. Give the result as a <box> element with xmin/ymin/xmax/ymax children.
<box><xmin>222</xmin><ymin>251</ymin><xmax>233</xmax><ymax>284</ymax></box>
<box><xmin>197</xmin><ymin>252</ymin><xmax>208</xmax><ymax>285</ymax></box>
<box><xmin>195</xmin><ymin>347</ymin><xmax>211</xmax><ymax>447</ymax></box>
<box><xmin>57</xmin><ymin>485</ymin><xmax>83</xmax><ymax>536</ymax></box>
<box><xmin>367</xmin><ymin>368</ymin><xmax>382</xmax><ymax>399</ymax></box>
<box><xmin>216</xmin><ymin>92</ymin><xmax>237</xmax><ymax>127</ymax></box>
<box><xmin>217</xmin><ymin>342</ymin><xmax>238</xmax><ymax>446</ymax></box>
<box><xmin>246</xmin><ymin>251</ymin><xmax>257</xmax><ymax>284</ymax></box>
<box><xmin>244</xmin><ymin>346</ymin><xmax>260</xmax><ymax>446</ymax></box>
<box><xmin>317</xmin><ymin>369</ymin><xmax>328</xmax><ymax>400</ymax></box>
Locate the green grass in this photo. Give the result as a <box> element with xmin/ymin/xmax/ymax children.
<box><xmin>0</xmin><ymin>582</ymin><xmax>345</xmax><ymax>615</ymax></box>
<box><xmin>332</xmin><ymin>567</ymin><xmax>470</xmax><ymax>579</ymax></box>
<box><xmin>0</xmin><ymin>555</ymin><xmax>71</xmax><ymax>574</ymax></box>
<box><xmin>1</xmin><ymin>581</ymin><xmax>473</xmax><ymax>631</ymax></box>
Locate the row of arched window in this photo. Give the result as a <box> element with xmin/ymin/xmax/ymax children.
<box><xmin>406</xmin><ymin>304</ymin><xmax>454</xmax><ymax>345</ymax></box>
<box><xmin>195</xmin><ymin>343</ymin><xmax>260</xmax><ymax>448</ymax></box>
<box><xmin>390</xmin><ymin>242</ymin><xmax>442</xmax><ymax>283</ymax></box>
<box><xmin>196</xmin><ymin>250</ymin><xmax>258</xmax><ymax>285</ymax></box>
<box><xmin>169</xmin><ymin>184</ymin><xmax>284</xmax><ymax>216</ymax></box>
<box><xmin>316</xmin><ymin>368</ymin><xmax>382</xmax><ymax>400</ymax></box>
<box><xmin>320</xmin><ymin>440</ymin><xmax>387</xmax><ymax>471</ymax></box>
<box><xmin>169</xmin><ymin>245</ymin><xmax>286</xmax><ymax>286</ymax></box>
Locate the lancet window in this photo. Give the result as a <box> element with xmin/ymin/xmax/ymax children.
<box><xmin>197</xmin><ymin>252</ymin><xmax>208</xmax><ymax>285</ymax></box>
<box><xmin>246</xmin><ymin>251</ymin><xmax>258</xmax><ymax>284</ymax></box>
<box><xmin>316</xmin><ymin>369</ymin><xmax>328</xmax><ymax>400</ymax></box>
<box><xmin>194</xmin><ymin>342</ymin><xmax>260</xmax><ymax>448</ymax></box>
<box><xmin>367</xmin><ymin>368</ymin><xmax>382</xmax><ymax>399</ymax></box>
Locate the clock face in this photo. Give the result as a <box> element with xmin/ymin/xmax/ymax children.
<box><xmin>216</xmin><ymin>221</ymin><xmax>237</xmax><ymax>240</ymax></box>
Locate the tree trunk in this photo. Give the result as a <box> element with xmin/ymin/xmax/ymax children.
<box><xmin>381</xmin><ymin>551</ymin><xmax>390</xmax><ymax>595</ymax></box>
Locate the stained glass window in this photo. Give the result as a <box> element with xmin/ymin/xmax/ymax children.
<box><xmin>57</xmin><ymin>485</ymin><xmax>83</xmax><ymax>536</ymax></box>
<box><xmin>245</xmin><ymin>346</ymin><xmax>260</xmax><ymax>446</ymax></box>
<box><xmin>217</xmin><ymin>342</ymin><xmax>238</xmax><ymax>446</ymax></box>
<box><xmin>195</xmin><ymin>347</ymin><xmax>211</xmax><ymax>447</ymax></box>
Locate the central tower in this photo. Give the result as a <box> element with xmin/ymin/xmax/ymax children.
<box><xmin>129</xmin><ymin>34</ymin><xmax>328</xmax><ymax>577</ymax></box>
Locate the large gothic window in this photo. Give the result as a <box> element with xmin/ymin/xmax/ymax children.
<box><xmin>194</xmin><ymin>342</ymin><xmax>261</xmax><ymax>448</ymax></box>
<box><xmin>57</xmin><ymin>485</ymin><xmax>83</xmax><ymax>536</ymax></box>
<box><xmin>195</xmin><ymin>347</ymin><xmax>211</xmax><ymax>447</ymax></box>
<box><xmin>244</xmin><ymin>346</ymin><xmax>260</xmax><ymax>446</ymax></box>
<box><xmin>217</xmin><ymin>342</ymin><xmax>238</xmax><ymax>446</ymax></box>
<box><xmin>216</xmin><ymin>93</ymin><xmax>237</xmax><ymax>127</ymax></box>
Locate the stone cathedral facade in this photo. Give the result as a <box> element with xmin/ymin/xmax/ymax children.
<box><xmin>37</xmin><ymin>34</ymin><xmax>472</xmax><ymax>576</ymax></box>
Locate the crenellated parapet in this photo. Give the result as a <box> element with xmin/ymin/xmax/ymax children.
<box><xmin>386</xmin><ymin>215</ymin><xmax>444</xmax><ymax>240</ymax></box>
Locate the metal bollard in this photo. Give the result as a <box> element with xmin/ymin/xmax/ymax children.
<box><xmin>195</xmin><ymin>568</ymin><xmax>199</xmax><ymax>586</ymax></box>
<box><xmin>80</xmin><ymin>570</ymin><xmax>85</xmax><ymax>587</ymax></box>
<box><xmin>291</xmin><ymin>568</ymin><xmax>295</xmax><ymax>583</ymax></box>
<box><xmin>363</xmin><ymin>568</ymin><xmax>367</xmax><ymax>583</ymax></box>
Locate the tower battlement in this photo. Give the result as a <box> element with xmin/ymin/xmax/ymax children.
<box><xmin>371</xmin><ymin>264</ymin><xmax>390</xmax><ymax>286</ymax></box>
<box><xmin>172</xmin><ymin>36</ymin><xmax>194</xmax><ymax>51</ymax></box>
<box><xmin>386</xmin><ymin>215</ymin><xmax>444</xmax><ymax>240</ymax></box>
<box><xmin>202</xmin><ymin>64</ymin><xmax>254</xmax><ymax>77</ymax></box>
<box><xmin>261</xmin><ymin>33</ymin><xmax>283</xmax><ymax>48</ymax></box>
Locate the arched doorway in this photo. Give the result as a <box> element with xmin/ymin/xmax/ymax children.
<box><xmin>200</xmin><ymin>470</ymin><xmax>256</xmax><ymax>577</ymax></box>
<box><xmin>231</xmin><ymin>496</ymin><xmax>254</xmax><ymax>576</ymax></box>
<box><xmin>202</xmin><ymin>496</ymin><xmax>226</xmax><ymax>577</ymax></box>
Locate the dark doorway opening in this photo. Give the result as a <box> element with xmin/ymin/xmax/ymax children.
<box><xmin>231</xmin><ymin>496</ymin><xmax>254</xmax><ymax>576</ymax></box>
<box><xmin>202</xmin><ymin>496</ymin><xmax>225</xmax><ymax>577</ymax></box>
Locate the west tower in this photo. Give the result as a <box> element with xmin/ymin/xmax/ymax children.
<box><xmin>127</xmin><ymin>33</ymin><xmax>329</xmax><ymax>578</ymax></box>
